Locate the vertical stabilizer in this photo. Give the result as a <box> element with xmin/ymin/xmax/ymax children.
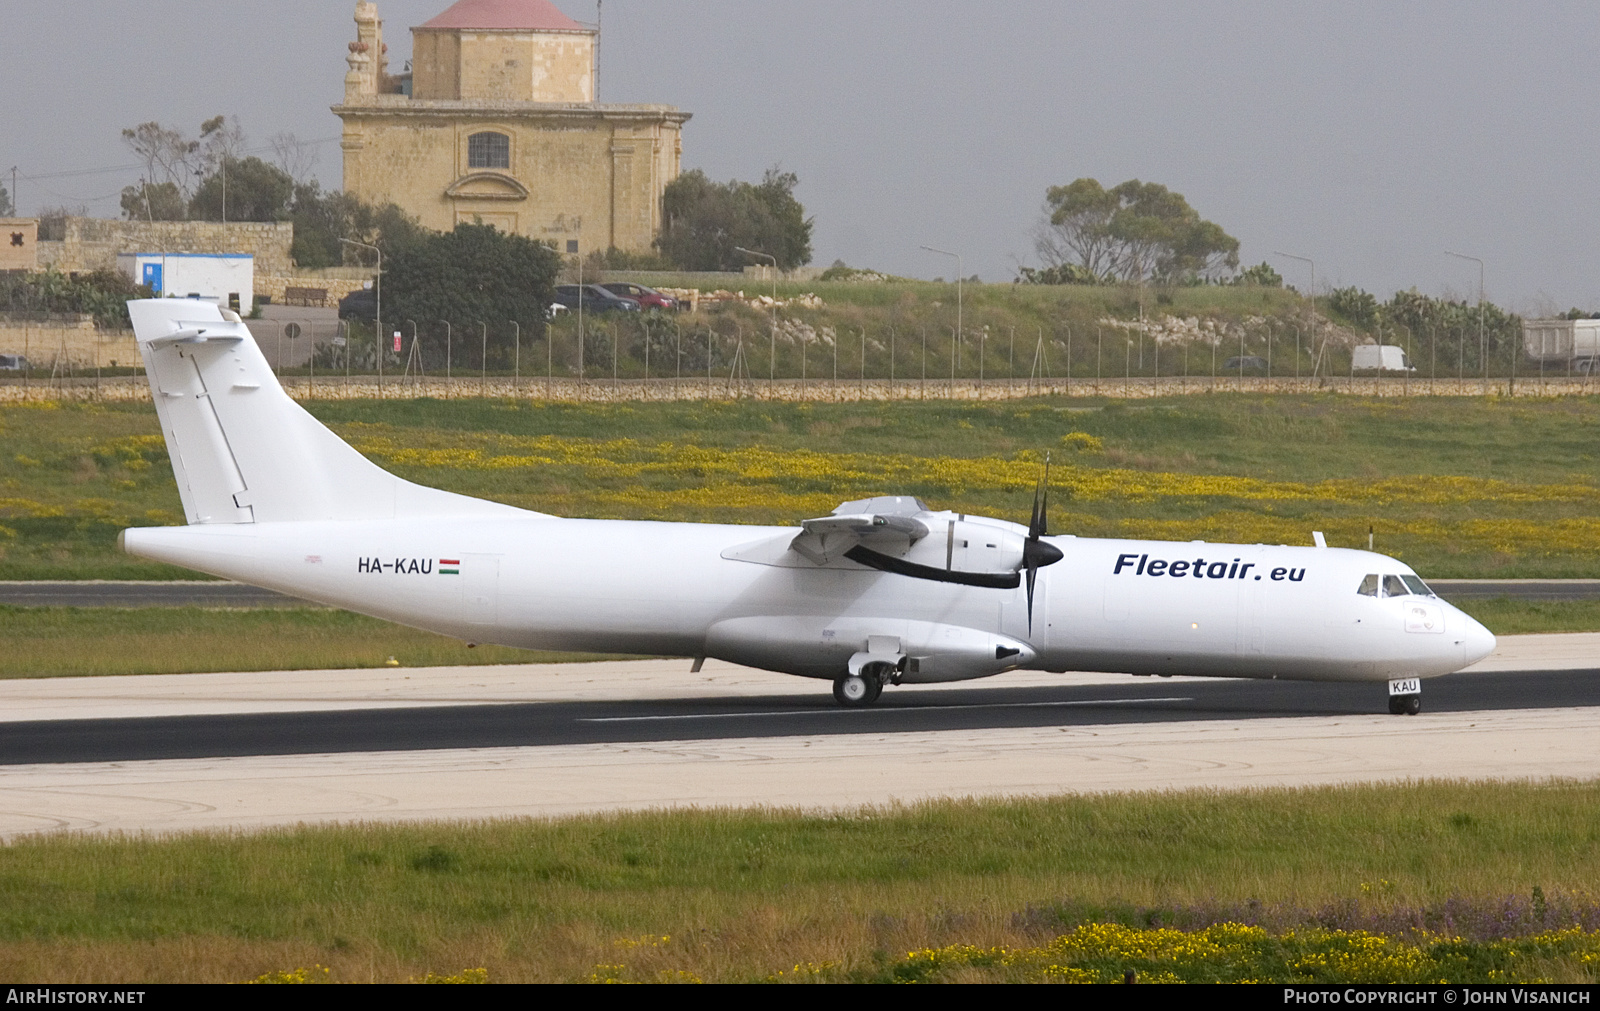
<box><xmin>128</xmin><ymin>299</ymin><xmax>527</xmax><ymax>524</ymax></box>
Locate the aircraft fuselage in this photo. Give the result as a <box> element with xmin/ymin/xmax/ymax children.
<box><xmin>122</xmin><ymin>517</ymin><xmax>1493</xmax><ymax>685</ymax></box>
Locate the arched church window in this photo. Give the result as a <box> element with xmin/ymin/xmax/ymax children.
<box><xmin>467</xmin><ymin>132</ymin><xmax>511</xmax><ymax>170</ymax></box>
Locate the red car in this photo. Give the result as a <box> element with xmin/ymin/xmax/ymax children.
<box><xmin>599</xmin><ymin>282</ymin><xmax>677</xmax><ymax>311</ymax></box>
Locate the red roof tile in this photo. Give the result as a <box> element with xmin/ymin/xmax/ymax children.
<box><xmin>420</xmin><ymin>0</ymin><xmax>589</xmax><ymax>32</ymax></box>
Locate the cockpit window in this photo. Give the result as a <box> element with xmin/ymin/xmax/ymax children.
<box><xmin>1382</xmin><ymin>574</ymin><xmax>1409</xmax><ymax>597</ymax></box>
<box><xmin>1401</xmin><ymin>574</ymin><xmax>1434</xmax><ymax>596</ymax></box>
<box><xmin>1357</xmin><ymin>574</ymin><xmax>1380</xmax><ymax>596</ymax></box>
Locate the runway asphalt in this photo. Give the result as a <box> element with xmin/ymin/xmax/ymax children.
<box><xmin>3</xmin><ymin>579</ymin><xmax>1598</xmax><ymax>608</ymax></box>
<box><xmin>3</xmin><ymin>666</ymin><xmax>1594</xmax><ymax>767</ymax></box>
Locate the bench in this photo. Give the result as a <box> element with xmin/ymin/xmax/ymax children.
<box><xmin>283</xmin><ymin>287</ymin><xmax>329</xmax><ymax>307</ymax></box>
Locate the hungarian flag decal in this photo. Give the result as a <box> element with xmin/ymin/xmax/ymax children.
<box><xmin>439</xmin><ymin>559</ymin><xmax>460</xmax><ymax>575</ymax></box>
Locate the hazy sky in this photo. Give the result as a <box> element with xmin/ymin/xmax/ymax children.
<box><xmin>3</xmin><ymin>1</ymin><xmax>1597</xmax><ymax>312</ymax></box>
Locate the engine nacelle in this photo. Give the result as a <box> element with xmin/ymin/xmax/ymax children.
<box><xmin>706</xmin><ymin>614</ymin><xmax>1036</xmax><ymax>683</ymax></box>
<box><xmin>901</xmin><ymin>515</ymin><xmax>1030</xmax><ymax>577</ymax></box>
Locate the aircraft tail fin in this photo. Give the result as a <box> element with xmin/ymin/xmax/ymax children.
<box><xmin>128</xmin><ymin>299</ymin><xmax>524</xmax><ymax>524</ymax></box>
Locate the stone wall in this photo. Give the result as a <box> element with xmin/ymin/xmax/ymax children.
<box><xmin>256</xmin><ymin>268</ymin><xmax>374</xmax><ymax>305</ymax></box>
<box><xmin>36</xmin><ymin>218</ymin><xmax>295</xmax><ymax>276</ymax></box>
<box><xmin>5</xmin><ymin>375</ymin><xmax>1590</xmax><ymax>405</ymax></box>
<box><xmin>0</xmin><ymin>318</ymin><xmax>138</xmax><ymax>369</ymax></box>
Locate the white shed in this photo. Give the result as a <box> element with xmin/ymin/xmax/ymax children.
<box><xmin>117</xmin><ymin>253</ymin><xmax>255</xmax><ymax>313</ymax></box>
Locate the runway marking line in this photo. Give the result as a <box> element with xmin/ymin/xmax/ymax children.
<box><xmin>580</xmin><ymin>696</ymin><xmax>1196</xmax><ymax>723</ymax></box>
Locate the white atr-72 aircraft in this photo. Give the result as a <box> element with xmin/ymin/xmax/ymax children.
<box><xmin>120</xmin><ymin>299</ymin><xmax>1495</xmax><ymax>714</ymax></box>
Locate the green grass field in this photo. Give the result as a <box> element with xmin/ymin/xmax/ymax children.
<box><xmin>1</xmin><ymin>782</ymin><xmax>1596</xmax><ymax>983</ymax></box>
<box><xmin>5</xmin><ymin>394</ymin><xmax>1600</xmax><ymax>581</ymax></box>
<box><xmin>0</xmin><ymin>606</ymin><xmax>624</xmax><ymax>678</ymax></box>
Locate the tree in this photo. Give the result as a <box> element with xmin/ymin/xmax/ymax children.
<box><xmin>0</xmin><ymin>268</ymin><xmax>151</xmax><ymax>329</ymax></box>
<box><xmin>119</xmin><ymin>117</ymin><xmax>234</xmax><ymax>221</ymax></box>
<box><xmin>1033</xmin><ymin>178</ymin><xmax>1120</xmax><ymax>281</ymax></box>
<box><xmin>1327</xmin><ymin>286</ymin><xmax>1378</xmax><ymax>327</ymax></box>
<box><xmin>189</xmin><ymin>157</ymin><xmax>294</xmax><ymax>222</ymax></box>
<box><xmin>119</xmin><ymin>181</ymin><xmax>187</xmax><ymax>221</ymax></box>
<box><xmin>1015</xmin><ymin>263</ymin><xmax>1099</xmax><ymax>285</ymax></box>
<box><xmin>656</xmin><ymin>167</ymin><xmax>813</xmax><ymax>271</ymax></box>
<box><xmin>0</xmin><ymin>183</ymin><xmax>11</xmax><ymax>217</ymax></box>
<box><xmin>1032</xmin><ymin>178</ymin><xmax>1239</xmax><ymax>284</ymax></box>
<box><xmin>286</xmin><ymin>182</ymin><xmax>425</xmax><ymax>268</ymax></box>
<box><xmin>195</xmin><ymin>115</ymin><xmax>246</xmax><ymax>178</ymax></box>
<box><xmin>1230</xmin><ymin>262</ymin><xmax>1283</xmax><ymax>287</ymax></box>
<box><xmin>268</xmin><ymin>132</ymin><xmax>318</xmax><ymax>182</ymax></box>
<box><xmin>121</xmin><ymin>121</ymin><xmax>199</xmax><ymax>196</ymax></box>
<box><xmin>382</xmin><ymin>222</ymin><xmax>561</xmax><ymax>369</ymax></box>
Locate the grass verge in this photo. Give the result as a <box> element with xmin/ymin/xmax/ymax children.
<box><xmin>0</xmin><ymin>782</ymin><xmax>1597</xmax><ymax>982</ymax></box>
<box><xmin>1452</xmin><ymin>597</ymin><xmax>1600</xmax><ymax>635</ymax></box>
<box><xmin>0</xmin><ymin>606</ymin><xmax>626</xmax><ymax>678</ymax></box>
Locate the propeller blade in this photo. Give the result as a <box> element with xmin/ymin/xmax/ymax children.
<box><xmin>1029</xmin><ymin>452</ymin><xmax>1052</xmax><ymax>540</ymax></box>
<box><xmin>1024</xmin><ymin>452</ymin><xmax>1060</xmax><ymax>637</ymax></box>
<box><xmin>1026</xmin><ymin>565</ymin><xmax>1037</xmax><ymax>636</ymax></box>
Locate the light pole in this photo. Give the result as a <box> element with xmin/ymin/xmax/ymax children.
<box><xmin>921</xmin><ymin>245</ymin><xmax>962</xmax><ymax>381</ymax></box>
<box><xmin>1444</xmin><ymin>251</ymin><xmax>1487</xmax><ymax>394</ymax></box>
<box><xmin>509</xmin><ymin>319</ymin><xmax>520</xmax><ymax>391</ymax></box>
<box><xmin>1275</xmin><ymin>251</ymin><xmax>1315</xmax><ymax>382</ymax></box>
<box><xmin>735</xmin><ymin>246</ymin><xmax>778</xmax><ymax>392</ymax></box>
<box><xmin>339</xmin><ymin>238</ymin><xmax>382</xmax><ymax>389</ymax></box>
<box><xmin>406</xmin><ymin>319</ymin><xmax>418</xmax><ymax>383</ymax></box>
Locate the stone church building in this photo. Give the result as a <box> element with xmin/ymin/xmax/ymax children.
<box><xmin>333</xmin><ymin>0</ymin><xmax>689</xmax><ymax>254</ymax></box>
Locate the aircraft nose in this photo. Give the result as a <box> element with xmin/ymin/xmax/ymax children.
<box><xmin>1459</xmin><ymin>613</ymin><xmax>1497</xmax><ymax>668</ymax></box>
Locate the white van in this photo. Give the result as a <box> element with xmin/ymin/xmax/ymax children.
<box><xmin>1351</xmin><ymin>345</ymin><xmax>1415</xmax><ymax>373</ymax></box>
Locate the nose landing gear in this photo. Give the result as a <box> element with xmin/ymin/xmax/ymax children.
<box><xmin>1387</xmin><ymin>677</ymin><xmax>1422</xmax><ymax>715</ymax></box>
<box><xmin>1388</xmin><ymin>694</ymin><xmax>1422</xmax><ymax>716</ymax></box>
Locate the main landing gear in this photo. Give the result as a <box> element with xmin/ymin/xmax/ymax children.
<box><xmin>832</xmin><ymin>661</ymin><xmax>898</xmax><ymax>707</ymax></box>
<box><xmin>833</xmin><ymin>674</ymin><xmax>882</xmax><ymax>707</ymax></box>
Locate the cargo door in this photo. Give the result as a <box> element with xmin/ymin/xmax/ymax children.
<box><xmin>1238</xmin><ymin>576</ymin><xmax>1267</xmax><ymax>655</ymax></box>
<box><xmin>459</xmin><ymin>553</ymin><xmax>501</xmax><ymax>626</ymax></box>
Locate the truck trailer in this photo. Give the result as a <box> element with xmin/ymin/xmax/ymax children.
<box><xmin>1523</xmin><ymin>318</ymin><xmax>1600</xmax><ymax>372</ymax></box>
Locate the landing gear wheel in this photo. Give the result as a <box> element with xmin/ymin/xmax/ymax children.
<box><xmin>833</xmin><ymin>674</ymin><xmax>882</xmax><ymax>707</ymax></box>
<box><xmin>1388</xmin><ymin>694</ymin><xmax>1422</xmax><ymax>716</ymax></box>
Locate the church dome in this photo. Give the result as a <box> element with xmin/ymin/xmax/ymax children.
<box><xmin>420</xmin><ymin>0</ymin><xmax>589</xmax><ymax>32</ymax></box>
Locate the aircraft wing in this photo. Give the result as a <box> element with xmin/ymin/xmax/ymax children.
<box><xmin>790</xmin><ymin>512</ymin><xmax>929</xmax><ymax>565</ymax></box>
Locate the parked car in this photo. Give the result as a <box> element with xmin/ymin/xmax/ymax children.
<box><xmin>1222</xmin><ymin>355</ymin><xmax>1269</xmax><ymax>372</ymax></box>
<box><xmin>599</xmin><ymin>282</ymin><xmax>677</xmax><ymax>311</ymax></box>
<box><xmin>0</xmin><ymin>354</ymin><xmax>29</xmax><ymax>371</ymax></box>
<box><xmin>337</xmin><ymin>288</ymin><xmax>377</xmax><ymax>322</ymax></box>
<box><xmin>553</xmin><ymin>284</ymin><xmax>641</xmax><ymax>313</ymax></box>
